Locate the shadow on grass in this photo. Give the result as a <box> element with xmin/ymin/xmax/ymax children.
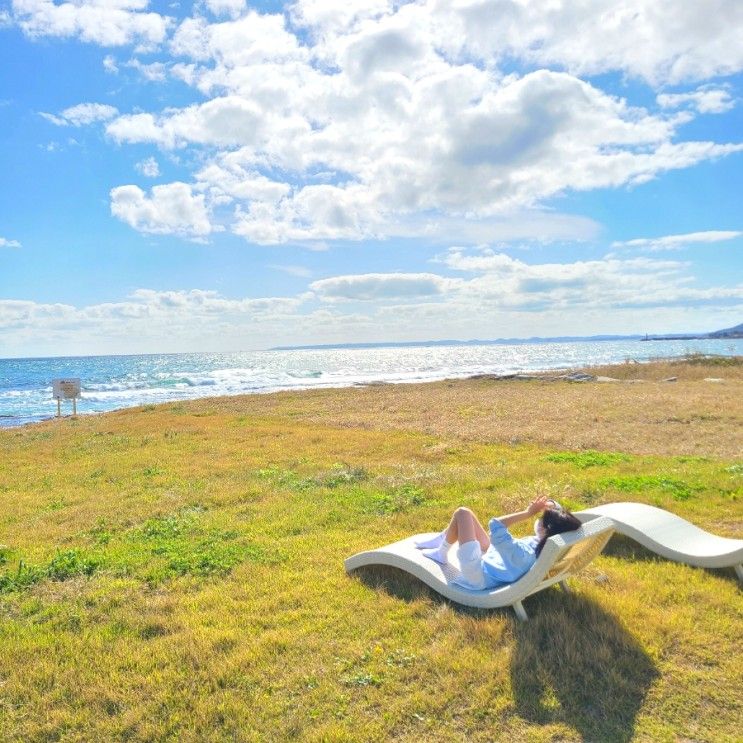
<box><xmin>353</xmin><ymin>566</ymin><xmax>659</xmax><ymax>742</ymax></box>
<box><xmin>352</xmin><ymin>564</ymin><xmax>461</xmax><ymax>606</ymax></box>
<box><xmin>603</xmin><ymin>534</ymin><xmax>742</xmax><ymax>585</ymax></box>
<box><xmin>510</xmin><ymin>590</ymin><xmax>658</xmax><ymax>743</ymax></box>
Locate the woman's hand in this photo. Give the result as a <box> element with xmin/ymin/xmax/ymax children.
<box><xmin>527</xmin><ymin>495</ymin><xmax>549</xmax><ymax>516</ymax></box>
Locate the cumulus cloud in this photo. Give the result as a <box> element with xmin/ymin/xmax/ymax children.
<box><xmin>103</xmin><ymin>54</ymin><xmax>118</xmax><ymax>73</ymax></box>
<box><xmin>95</xmin><ymin>0</ymin><xmax>743</xmax><ymax>244</ymax></box>
<box><xmin>13</xmin><ymin>1</ymin><xmax>740</xmax><ymax>247</ymax></box>
<box><xmin>109</xmin><ymin>182</ymin><xmax>212</xmax><ymax>236</ymax></box>
<box><xmin>106</xmin><ymin>95</ymin><xmax>267</xmax><ymax>149</ymax></box>
<box><xmin>204</xmin><ymin>0</ymin><xmax>247</xmax><ymax>19</ymax></box>
<box><xmin>124</xmin><ymin>58</ymin><xmax>167</xmax><ymax>81</ymax></box>
<box><xmin>135</xmin><ymin>156</ymin><xmax>160</xmax><ymax>177</ymax></box>
<box><xmin>11</xmin><ymin>0</ymin><xmax>171</xmax><ymax>48</ymax></box>
<box><xmin>4</xmin><ymin>259</ymin><xmax>742</xmax><ymax>355</ymax></box>
<box><xmin>298</xmin><ymin>250</ymin><xmax>743</xmax><ymax>321</ymax></box>
<box><xmin>611</xmin><ymin>230</ymin><xmax>743</xmax><ymax>250</ymax></box>
<box><xmin>433</xmin><ymin>247</ymin><xmax>743</xmax><ymax>313</ymax></box>
<box><xmin>0</xmin><ymin>290</ymin><xmax>303</xmax><ymax>328</ymax></box>
<box><xmin>104</xmin><ymin>65</ymin><xmax>743</xmax><ymax>242</ymax></box>
<box><xmin>657</xmin><ymin>87</ymin><xmax>735</xmax><ymax>114</ymax></box>
<box><xmin>0</xmin><ymin>236</ymin><xmax>22</xmax><ymax>248</ymax></box>
<box><xmin>0</xmin><ymin>289</ymin><xmax>310</xmax><ymax>355</ymax></box>
<box><xmin>169</xmin><ymin>11</ymin><xmax>305</xmax><ymax>66</ymax></box>
<box><xmin>127</xmin><ymin>288</ymin><xmax>299</xmax><ymax>315</ymax></box>
<box><xmin>41</xmin><ymin>102</ymin><xmax>118</xmax><ymax>126</ymax></box>
<box><xmin>420</xmin><ymin>0</ymin><xmax>743</xmax><ymax>85</ymax></box>
<box><xmin>0</xmin><ymin>300</ymin><xmax>79</xmax><ymax>336</ymax></box>
<box><xmin>310</xmin><ymin>272</ymin><xmax>456</xmax><ymax>301</ymax></box>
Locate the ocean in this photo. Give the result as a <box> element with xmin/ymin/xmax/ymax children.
<box><xmin>1</xmin><ymin>338</ymin><xmax>741</xmax><ymax>428</ymax></box>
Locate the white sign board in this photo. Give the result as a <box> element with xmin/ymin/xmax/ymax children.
<box><xmin>53</xmin><ymin>378</ymin><xmax>81</xmax><ymax>399</ymax></box>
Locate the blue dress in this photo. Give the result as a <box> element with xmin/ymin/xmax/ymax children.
<box><xmin>481</xmin><ymin>518</ymin><xmax>539</xmax><ymax>586</ymax></box>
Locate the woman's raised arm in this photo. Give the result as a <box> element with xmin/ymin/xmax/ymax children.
<box><xmin>496</xmin><ymin>495</ymin><xmax>550</xmax><ymax>528</ymax></box>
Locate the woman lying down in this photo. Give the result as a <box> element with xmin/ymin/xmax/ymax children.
<box><xmin>415</xmin><ymin>496</ymin><xmax>581</xmax><ymax>590</ymax></box>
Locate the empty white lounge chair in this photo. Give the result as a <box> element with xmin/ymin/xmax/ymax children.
<box><xmin>344</xmin><ymin>517</ymin><xmax>614</xmax><ymax>620</ymax></box>
<box><xmin>576</xmin><ymin>502</ymin><xmax>743</xmax><ymax>582</ymax></box>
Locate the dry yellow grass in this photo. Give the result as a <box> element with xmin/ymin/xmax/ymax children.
<box><xmin>176</xmin><ymin>357</ymin><xmax>743</xmax><ymax>458</ymax></box>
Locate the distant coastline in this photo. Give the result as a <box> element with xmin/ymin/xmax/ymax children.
<box><xmin>640</xmin><ymin>321</ymin><xmax>743</xmax><ymax>342</ymax></box>
<box><xmin>271</xmin><ymin>335</ymin><xmax>645</xmax><ymax>351</ymax></box>
<box><xmin>271</xmin><ymin>324</ymin><xmax>742</xmax><ymax>351</ymax></box>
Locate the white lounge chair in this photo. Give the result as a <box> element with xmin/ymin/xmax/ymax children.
<box><xmin>344</xmin><ymin>517</ymin><xmax>615</xmax><ymax>620</ymax></box>
<box><xmin>576</xmin><ymin>502</ymin><xmax>743</xmax><ymax>582</ymax></box>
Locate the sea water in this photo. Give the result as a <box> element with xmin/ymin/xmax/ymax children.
<box><xmin>1</xmin><ymin>339</ymin><xmax>741</xmax><ymax>427</ymax></box>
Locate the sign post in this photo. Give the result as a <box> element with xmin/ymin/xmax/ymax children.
<box><xmin>52</xmin><ymin>378</ymin><xmax>81</xmax><ymax>418</ymax></box>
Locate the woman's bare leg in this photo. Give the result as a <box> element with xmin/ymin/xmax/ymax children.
<box><xmin>445</xmin><ymin>507</ymin><xmax>490</xmax><ymax>551</ymax></box>
<box><xmin>421</xmin><ymin>507</ymin><xmax>490</xmax><ymax>564</ymax></box>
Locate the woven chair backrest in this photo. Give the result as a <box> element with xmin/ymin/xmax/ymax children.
<box><xmin>544</xmin><ymin>527</ymin><xmax>614</xmax><ymax>580</ymax></box>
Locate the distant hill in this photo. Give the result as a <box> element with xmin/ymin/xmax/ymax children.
<box><xmin>643</xmin><ymin>321</ymin><xmax>743</xmax><ymax>341</ymax></box>
<box><xmin>708</xmin><ymin>322</ymin><xmax>743</xmax><ymax>338</ymax></box>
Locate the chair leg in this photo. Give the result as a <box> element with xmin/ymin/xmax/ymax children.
<box><xmin>735</xmin><ymin>564</ymin><xmax>743</xmax><ymax>584</ymax></box>
<box><xmin>559</xmin><ymin>580</ymin><xmax>570</xmax><ymax>592</ymax></box>
<box><xmin>512</xmin><ymin>601</ymin><xmax>528</xmax><ymax>622</ymax></box>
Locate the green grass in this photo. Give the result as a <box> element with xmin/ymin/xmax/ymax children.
<box><xmin>544</xmin><ymin>450</ymin><xmax>630</xmax><ymax>468</ymax></box>
<box><xmin>0</xmin><ymin>548</ymin><xmax>101</xmax><ymax>593</ymax></box>
<box><xmin>0</xmin><ymin>386</ymin><xmax>741</xmax><ymax>742</ymax></box>
<box><xmin>598</xmin><ymin>474</ymin><xmax>704</xmax><ymax>501</ymax></box>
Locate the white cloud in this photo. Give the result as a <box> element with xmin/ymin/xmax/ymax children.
<box><xmin>96</xmin><ymin>0</ymin><xmax>743</xmax><ymax>245</ymax></box>
<box><xmin>310</xmin><ymin>272</ymin><xmax>457</xmax><ymax>301</ymax></box>
<box><xmin>103</xmin><ymin>54</ymin><xmax>118</xmax><ymax>73</ymax></box>
<box><xmin>418</xmin><ymin>0</ymin><xmax>743</xmax><ymax>85</ymax></box>
<box><xmin>0</xmin><ymin>236</ymin><xmax>22</xmax><ymax>248</ymax></box>
<box><xmin>15</xmin><ymin>1</ymin><xmax>740</xmax><ymax>248</ymax></box>
<box><xmin>195</xmin><ymin>157</ymin><xmax>290</xmax><ymax>204</ymax></box>
<box><xmin>0</xmin><ymin>290</ymin><xmax>304</xmax><ymax>328</ymax></box>
<box><xmin>5</xmin><ymin>260</ymin><xmax>742</xmax><ymax>356</ymax></box>
<box><xmin>657</xmin><ymin>87</ymin><xmax>735</xmax><ymax>114</ymax></box>
<box><xmin>11</xmin><ymin>0</ymin><xmax>172</xmax><ymax>48</ymax></box>
<box><xmin>611</xmin><ymin>231</ymin><xmax>743</xmax><ymax>251</ymax></box>
<box><xmin>106</xmin><ymin>95</ymin><xmax>267</xmax><ymax>149</ymax></box>
<box><xmin>431</xmin><ymin>247</ymin><xmax>743</xmax><ymax>314</ymax></box>
<box><xmin>41</xmin><ymin>102</ymin><xmax>119</xmax><ymax>126</ymax></box>
<box><xmin>288</xmin><ymin>0</ymin><xmax>391</xmax><ymax>38</ymax></box>
<box><xmin>109</xmin><ymin>182</ymin><xmax>212</xmax><ymax>236</ymax></box>
<box><xmin>169</xmin><ymin>11</ymin><xmax>305</xmax><ymax>66</ymax></box>
<box><xmin>0</xmin><ymin>300</ymin><xmax>78</xmax><ymax>332</ymax></box>
<box><xmin>135</xmin><ymin>156</ymin><xmax>160</xmax><ymax>177</ymax></box>
<box><xmin>125</xmin><ymin>58</ymin><xmax>167</xmax><ymax>81</ymax></box>
<box><xmin>127</xmin><ymin>288</ymin><xmax>300</xmax><ymax>315</ymax></box>
<box><xmin>0</xmin><ymin>289</ymin><xmax>308</xmax><ymax>356</ymax></box>
<box><xmin>105</xmin><ymin>65</ymin><xmax>743</xmax><ymax>243</ymax></box>
<box><xmin>205</xmin><ymin>0</ymin><xmax>246</xmax><ymax>19</ymax></box>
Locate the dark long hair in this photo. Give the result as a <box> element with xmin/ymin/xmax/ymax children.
<box><xmin>535</xmin><ymin>507</ymin><xmax>582</xmax><ymax>557</ymax></box>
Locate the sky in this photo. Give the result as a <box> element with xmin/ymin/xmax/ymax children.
<box><xmin>0</xmin><ymin>0</ymin><xmax>742</xmax><ymax>358</ymax></box>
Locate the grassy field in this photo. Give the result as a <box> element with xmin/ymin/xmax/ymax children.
<box><xmin>0</xmin><ymin>357</ymin><xmax>741</xmax><ymax>742</ymax></box>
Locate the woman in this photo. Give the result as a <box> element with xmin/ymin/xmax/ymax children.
<box><xmin>415</xmin><ymin>496</ymin><xmax>582</xmax><ymax>590</ymax></box>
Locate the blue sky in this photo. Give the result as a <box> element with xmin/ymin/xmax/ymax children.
<box><xmin>1</xmin><ymin>0</ymin><xmax>741</xmax><ymax>357</ymax></box>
